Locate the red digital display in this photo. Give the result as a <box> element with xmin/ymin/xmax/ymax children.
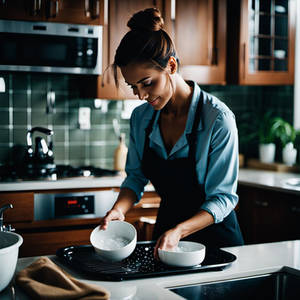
<box><xmin>67</xmin><ymin>199</ymin><xmax>78</xmax><ymax>205</ymax></box>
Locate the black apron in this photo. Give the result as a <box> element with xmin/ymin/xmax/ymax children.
<box><xmin>141</xmin><ymin>96</ymin><xmax>244</xmax><ymax>249</ymax></box>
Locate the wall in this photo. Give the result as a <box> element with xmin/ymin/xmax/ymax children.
<box><xmin>0</xmin><ymin>72</ymin><xmax>294</xmax><ymax>169</ymax></box>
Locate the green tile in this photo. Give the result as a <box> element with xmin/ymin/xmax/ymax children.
<box><xmin>69</xmin><ymin>128</ymin><xmax>88</xmax><ymax>143</ymax></box>
<box><xmin>90</xmin><ymin>128</ymin><xmax>106</xmax><ymax>141</ymax></box>
<box><xmin>90</xmin><ymin>145</ymin><xmax>105</xmax><ymax>160</ymax></box>
<box><xmin>53</xmin><ymin>145</ymin><xmax>66</xmax><ymax>161</ymax></box>
<box><xmin>13</xmin><ymin>128</ymin><xmax>27</xmax><ymax>144</ymax></box>
<box><xmin>69</xmin><ymin>145</ymin><xmax>86</xmax><ymax>160</ymax></box>
<box><xmin>49</xmin><ymin>74</ymin><xmax>69</xmax><ymax>91</ymax></box>
<box><xmin>0</xmin><ymin>146</ymin><xmax>10</xmax><ymax>162</ymax></box>
<box><xmin>13</xmin><ymin>92</ymin><xmax>27</xmax><ymax>108</ymax></box>
<box><xmin>54</xmin><ymin>93</ymin><xmax>67</xmax><ymax>109</ymax></box>
<box><xmin>31</xmin><ymin>92</ymin><xmax>46</xmax><ymax>109</ymax></box>
<box><xmin>13</xmin><ymin>111</ymin><xmax>27</xmax><ymax>125</ymax></box>
<box><xmin>31</xmin><ymin>74</ymin><xmax>48</xmax><ymax>91</ymax></box>
<box><xmin>12</xmin><ymin>73</ymin><xmax>28</xmax><ymax>91</ymax></box>
<box><xmin>0</xmin><ymin>129</ymin><xmax>9</xmax><ymax>143</ymax></box>
<box><xmin>31</xmin><ymin>110</ymin><xmax>47</xmax><ymax>127</ymax></box>
<box><xmin>0</xmin><ymin>111</ymin><xmax>9</xmax><ymax>125</ymax></box>
<box><xmin>52</xmin><ymin>128</ymin><xmax>65</xmax><ymax>143</ymax></box>
<box><xmin>53</xmin><ymin>111</ymin><xmax>68</xmax><ymax>126</ymax></box>
<box><xmin>0</xmin><ymin>92</ymin><xmax>9</xmax><ymax>107</ymax></box>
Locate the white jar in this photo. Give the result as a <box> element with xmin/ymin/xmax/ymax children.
<box><xmin>259</xmin><ymin>143</ymin><xmax>276</xmax><ymax>163</ymax></box>
<box><xmin>282</xmin><ymin>142</ymin><xmax>297</xmax><ymax>166</ymax></box>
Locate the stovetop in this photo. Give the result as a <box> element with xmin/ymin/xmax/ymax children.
<box><xmin>0</xmin><ymin>164</ymin><xmax>118</xmax><ymax>182</ymax></box>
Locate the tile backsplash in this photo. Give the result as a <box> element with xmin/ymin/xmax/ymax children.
<box><xmin>0</xmin><ymin>73</ymin><xmax>294</xmax><ymax>169</ymax></box>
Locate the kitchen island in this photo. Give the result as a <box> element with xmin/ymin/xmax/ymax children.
<box><xmin>1</xmin><ymin>240</ymin><xmax>300</xmax><ymax>299</ymax></box>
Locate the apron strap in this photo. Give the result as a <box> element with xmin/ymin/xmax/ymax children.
<box><xmin>188</xmin><ymin>92</ymin><xmax>203</xmax><ymax>160</ymax></box>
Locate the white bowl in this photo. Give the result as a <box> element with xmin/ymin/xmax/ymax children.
<box><xmin>90</xmin><ymin>221</ymin><xmax>137</xmax><ymax>262</ymax></box>
<box><xmin>158</xmin><ymin>241</ymin><xmax>206</xmax><ymax>267</ymax></box>
<box><xmin>0</xmin><ymin>232</ymin><xmax>23</xmax><ymax>292</ymax></box>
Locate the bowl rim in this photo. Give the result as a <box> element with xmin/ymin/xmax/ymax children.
<box><xmin>0</xmin><ymin>232</ymin><xmax>23</xmax><ymax>255</ymax></box>
<box><xmin>90</xmin><ymin>221</ymin><xmax>137</xmax><ymax>252</ymax></box>
<box><xmin>158</xmin><ymin>241</ymin><xmax>206</xmax><ymax>254</ymax></box>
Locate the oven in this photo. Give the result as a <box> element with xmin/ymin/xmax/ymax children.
<box><xmin>34</xmin><ymin>190</ymin><xmax>118</xmax><ymax>220</ymax></box>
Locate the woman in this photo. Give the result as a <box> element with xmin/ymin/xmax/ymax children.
<box><xmin>101</xmin><ymin>8</ymin><xmax>244</xmax><ymax>256</ymax></box>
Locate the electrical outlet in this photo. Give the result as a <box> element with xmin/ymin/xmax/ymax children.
<box><xmin>78</xmin><ymin>107</ymin><xmax>91</xmax><ymax>130</ymax></box>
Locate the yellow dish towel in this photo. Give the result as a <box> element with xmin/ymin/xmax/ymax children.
<box><xmin>16</xmin><ymin>256</ymin><xmax>110</xmax><ymax>300</ymax></box>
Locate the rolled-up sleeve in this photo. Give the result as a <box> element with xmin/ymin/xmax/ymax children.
<box><xmin>120</xmin><ymin>109</ymin><xmax>149</xmax><ymax>202</ymax></box>
<box><xmin>200</xmin><ymin>111</ymin><xmax>239</xmax><ymax>223</ymax></box>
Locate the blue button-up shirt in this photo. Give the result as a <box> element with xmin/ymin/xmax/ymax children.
<box><xmin>121</xmin><ymin>82</ymin><xmax>239</xmax><ymax>223</ymax></box>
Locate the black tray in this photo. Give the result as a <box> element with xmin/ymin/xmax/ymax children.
<box><xmin>56</xmin><ymin>241</ymin><xmax>237</xmax><ymax>281</ymax></box>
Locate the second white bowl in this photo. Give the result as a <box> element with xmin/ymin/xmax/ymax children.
<box><xmin>90</xmin><ymin>221</ymin><xmax>137</xmax><ymax>262</ymax></box>
<box><xmin>158</xmin><ymin>241</ymin><xmax>206</xmax><ymax>267</ymax></box>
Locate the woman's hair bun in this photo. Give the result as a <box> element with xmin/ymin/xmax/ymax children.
<box><xmin>127</xmin><ymin>8</ymin><xmax>164</xmax><ymax>32</ymax></box>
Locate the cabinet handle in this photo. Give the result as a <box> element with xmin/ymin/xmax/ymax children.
<box><xmin>291</xmin><ymin>206</ymin><xmax>300</xmax><ymax>213</ymax></box>
<box><xmin>242</xmin><ymin>43</ymin><xmax>246</xmax><ymax>79</ymax></box>
<box><xmin>46</xmin><ymin>0</ymin><xmax>59</xmax><ymax>18</ymax></box>
<box><xmin>255</xmin><ymin>200</ymin><xmax>269</xmax><ymax>207</ymax></box>
<box><xmin>85</xmin><ymin>0</ymin><xmax>91</xmax><ymax>17</ymax></box>
<box><xmin>32</xmin><ymin>0</ymin><xmax>42</xmax><ymax>16</ymax></box>
<box><xmin>93</xmin><ymin>0</ymin><xmax>100</xmax><ymax>18</ymax></box>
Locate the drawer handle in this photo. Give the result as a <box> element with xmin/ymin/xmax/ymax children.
<box><xmin>255</xmin><ymin>200</ymin><xmax>269</xmax><ymax>207</ymax></box>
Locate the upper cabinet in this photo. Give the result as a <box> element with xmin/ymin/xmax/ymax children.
<box><xmin>95</xmin><ymin>0</ymin><xmax>226</xmax><ymax>99</ymax></box>
<box><xmin>164</xmin><ymin>0</ymin><xmax>227</xmax><ymax>85</ymax></box>
<box><xmin>227</xmin><ymin>0</ymin><xmax>296</xmax><ymax>85</ymax></box>
<box><xmin>0</xmin><ymin>0</ymin><xmax>104</xmax><ymax>25</ymax></box>
<box><xmin>95</xmin><ymin>0</ymin><xmax>164</xmax><ymax>99</ymax></box>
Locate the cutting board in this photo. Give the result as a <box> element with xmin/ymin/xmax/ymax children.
<box><xmin>247</xmin><ymin>158</ymin><xmax>300</xmax><ymax>173</ymax></box>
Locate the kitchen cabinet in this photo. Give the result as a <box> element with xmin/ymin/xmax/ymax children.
<box><xmin>0</xmin><ymin>188</ymin><xmax>160</xmax><ymax>257</ymax></box>
<box><xmin>0</xmin><ymin>0</ymin><xmax>104</xmax><ymax>25</ymax></box>
<box><xmin>227</xmin><ymin>0</ymin><xmax>296</xmax><ymax>85</ymax></box>
<box><xmin>237</xmin><ymin>184</ymin><xmax>300</xmax><ymax>244</ymax></box>
<box><xmin>164</xmin><ymin>0</ymin><xmax>227</xmax><ymax>85</ymax></box>
<box><xmin>85</xmin><ymin>0</ymin><xmax>226</xmax><ymax>99</ymax></box>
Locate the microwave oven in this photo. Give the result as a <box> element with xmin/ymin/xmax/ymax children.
<box><xmin>0</xmin><ymin>19</ymin><xmax>102</xmax><ymax>75</ymax></box>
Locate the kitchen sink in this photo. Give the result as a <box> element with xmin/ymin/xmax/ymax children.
<box><xmin>169</xmin><ymin>269</ymin><xmax>300</xmax><ymax>300</ymax></box>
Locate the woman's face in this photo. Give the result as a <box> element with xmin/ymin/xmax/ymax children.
<box><xmin>120</xmin><ymin>61</ymin><xmax>173</xmax><ymax>110</ymax></box>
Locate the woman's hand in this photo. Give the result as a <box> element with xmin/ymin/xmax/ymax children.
<box><xmin>154</xmin><ymin>226</ymin><xmax>182</xmax><ymax>259</ymax></box>
<box><xmin>100</xmin><ymin>208</ymin><xmax>125</xmax><ymax>230</ymax></box>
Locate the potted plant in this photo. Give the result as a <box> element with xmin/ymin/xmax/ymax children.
<box><xmin>271</xmin><ymin>118</ymin><xmax>297</xmax><ymax>165</ymax></box>
<box><xmin>257</xmin><ymin>113</ymin><xmax>279</xmax><ymax>163</ymax></box>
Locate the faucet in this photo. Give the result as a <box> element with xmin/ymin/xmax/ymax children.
<box><xmin>0</xmin><ymin>203</ymin><xmax>14</xmax><ymax>232</ymax></box>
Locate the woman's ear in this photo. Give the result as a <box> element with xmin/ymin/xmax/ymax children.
<box><xmin>167</xmin><ymin>56</ymin><xmax>177</xmax><ymax>74</ymax></box>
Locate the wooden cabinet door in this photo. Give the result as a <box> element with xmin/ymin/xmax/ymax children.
<box><xmin>46</xmin><ymin>0</ymin><xmax>104</xmax><ymax>25</ymax></box>
<box><xmin>229</xmin><ymin>0</ymin><xmax>296</xmax><ymax>85</ymax></box>
<box><xmin>97</xmin><ymin>0</ymin><xmax>163</xmax><ymax>99</ymax></box>
<box><xmin>164</xmin><ymin>0</ymin><xmax>227</xmax><ymax>85</ymax></box>
<box><xmin>0</xmin><ymin>0</ymin><xmax>45</xmax><ymax>21</ymax></box>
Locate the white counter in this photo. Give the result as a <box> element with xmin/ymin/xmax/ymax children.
<box><xmin>1</xmin><ymin>240</ymin><xmax>300</xmax><ymax>299</ymax></box>
<box><xmin>1</xmin><ymin>168</ymin><xmax>300</xmax><ymax>194</ymax></box>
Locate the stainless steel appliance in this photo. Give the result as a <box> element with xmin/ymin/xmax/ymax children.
<box><xmin>0</xmin><ymin>19</ymin><xmax>102</xmax><ymax>74</ymax></box>
<box><xmin>34</xmin><ymin>190</ymin><xmax>118</xmax><ymax>220</ymax></box>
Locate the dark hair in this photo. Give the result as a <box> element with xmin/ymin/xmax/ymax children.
<box><xmin>112</xmin><ymin>8</ymin><xmax>179</xmax><ymax>87</ymax></box>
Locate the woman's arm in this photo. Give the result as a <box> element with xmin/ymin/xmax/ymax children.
<box><xmin>100</xmin><ymin>188</ymin><xmax>137</xmax><ymax>230</ymax></box>
<box><xmin>154</xmin><ymin>210</ymin><xmax>214</xmax><ymax>257</ymax></box>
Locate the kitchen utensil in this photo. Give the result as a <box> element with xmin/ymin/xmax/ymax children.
<box><xmin>56</xmin><ymin>241</ymin><xmax>237</xmax><ymax>281</ymax></box>
<box><xmin>158</xmin><ymin>241</ymin><xmax>206</xmax><ymax>267</ymax></box>
<box><xmin>25</xmin><ymin>126</ymin><xmax>56</xmax><ymax>179</ymax></box>
<box><xmin>0</xmin><ymin>231</ymin><xmax>23</xmax><ymax>292</ymax></box>
<box><xmin>90</xmin><ymin>221</ymin><xmax>137</xmax><ymax>262</ymax></box>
